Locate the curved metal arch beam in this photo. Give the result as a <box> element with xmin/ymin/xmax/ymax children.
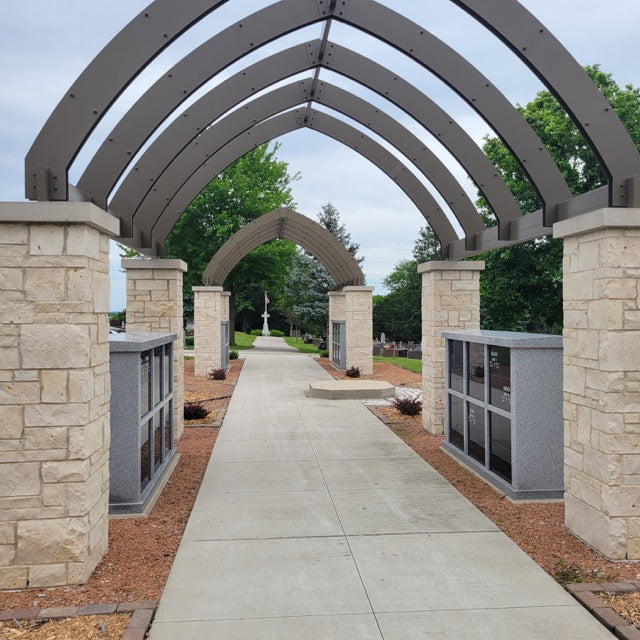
<box><xmin>25</xmin><ymin>0</ymin><xmax>234</xmax><ymax>201</ymax></box>
<box><xmin>130</xmin><ymin>80</ymin><xmax>483</xmax><ymax>246</ymax></box>
<box><xmin>74</xmin><ymin>0</ymin><xmax>569</xmax><ymax>226</ymax></box>
<box><xmin>109</xmin><ymin>41</ymin><xmax>319</xmax><ymax>236</ymax></box>
<box><xmin>450</xmin><ymin>0</ymin><xmax>640</xmax><ymax>206</ymax></box>
<box><xmin>26</xmin><ymin>0</ymin><xmax>638</xmax><ymax>213</ymax></box>
<box><xmin>149</xmin><ymin>109</ymin><xmax>459</xmax><ymax>254</ymax></box>
<box><xmin>202</xmin><ymin>208</ymin><xmax>365</xmax><ymax>288</ymax></box>
<box><xmin>110</xmin><ymin>39</ymin><xmax>519</xmax><ymax>240</ymax></box>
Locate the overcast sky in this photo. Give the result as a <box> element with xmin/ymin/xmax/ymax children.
<box><xmin>0</xmin><ymin>1</ymin><xmax>637</xmax><ymax>310</ymax></box>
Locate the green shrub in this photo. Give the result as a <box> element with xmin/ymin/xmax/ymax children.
<box><xmin>392</xmin><ymin>396</ymin><xmax>422</xmax><ymax>416</ymax></box>
<box><xmin>229</xmin><ymin>350</ymin><xmax>239</xmax><ymax>360</ymax></box>
<box><xmin>346</xmin><ymin>366</ymin><xmax>361</xmax><ymax>378</ymax></box>
<box><xmin>319</xmin><ymin>350</ymin><xmax>329</xmax><ymax>358</ymax></box>
<box><xmin>185</xmin><ymin>336</ymin><xmax>194</xmax><ymax>347</ymax></box>
<box><xmin>250</xmin><ymin>329</ymin><xmax>263</xmax><ymax>336</ymax></box>
<box><xmin>270</xmin><ymin>329</ymin><xmax>285</xmax><ymax>337</ymax></box>
<box><xmin>209</xmin><ymin>368</ymin><xmax>227</xmax><ymax>380</ymax></box>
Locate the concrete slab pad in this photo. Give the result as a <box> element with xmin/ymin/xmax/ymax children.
<box><xmin>183</xmin><ymin>489</ymin><xmax>343</xmax><ymax>540</ymax></box>
<box><xmin>149</xmin><ymin>615</ymin><xmax>383</xmax><ymax>640</ymax></box>
<box><xmin>376</xmin><ymin>607</ymin><xmax>614</xmax><ymax>639</ymax></box>
<box><xmin>308</xmin><ymin>379</ymin><xmax>395</xmax><ymax>399</ymax></box>
<box><xmin>153</xmin><ymin>537</ymin><xmax>372</xmax><ymax>622</ymax></box>
<box><xmin>217</xmin><ymin>423</ymin><xmax>309</xmax><ymax>442</ymax></box>
<box><xmin>320</xmin><ymin>457</ymin><xmax>451</xmax><ymax>491</ymax></box>
<box><xmin>331</xmin><ymin>486</ymin><xmax>498</xmax><ymax>535</ymax></box>
<box><xmin>201</xmin><ymin>460</ymin><xmax>326</xmax><ymax>493</ymax></box>
<box><xmin>311</xmin><ymin>438</ymin><xmax>417</xmax><ymax>461</ymax></box>
<box><xmin>348</xmin><ymin>532</ymin><xmax>574</xmax><ymax>612</ymax></box>
<box><xmin>211</xmin><ymin>438</ymin><xmax>317</xmax><ymax>462</ymax></box>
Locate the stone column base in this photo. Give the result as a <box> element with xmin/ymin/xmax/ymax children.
<box><xmin>193</xmin><ymin>286</ymin><xmax>230</xmax><ymax>376</ymax></box>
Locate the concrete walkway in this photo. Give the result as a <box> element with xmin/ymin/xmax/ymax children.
<box><xmin>148</xmin><ymin>338</ymin><xmax>614</xmax><ymax>639</ymax></box>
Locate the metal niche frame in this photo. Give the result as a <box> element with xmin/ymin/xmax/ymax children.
<box><xmin>202</xmin><ymin>207</ymin><xmax>365</xmax><ymax>289</ymax></box>
<box><xmin>24</xmin><ymin>0</ymin><xmax>640</xmax><ymax>260</ymax></box>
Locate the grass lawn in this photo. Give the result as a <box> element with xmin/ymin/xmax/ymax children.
<box><xmin>284</xmin><ymin>336</ymin><xmax>322</xmax><ymax>354</ymax></box>
<box><xmin>232</xmin><ymin>331</ymin><xmax>257</xmax><ymax>350</ymax></box>
<box><xmin>374</xmin><ymin>355</ymin><xmax>422</xmax><ymax>374</ymax></box>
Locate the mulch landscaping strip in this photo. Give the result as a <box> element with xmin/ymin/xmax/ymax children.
<box><xmin>567</xmin><ymin>583</ymin><xmax>640</xmax><ymax>639</ymax></box>
<box><xmin>0</xmin><ymin>600</ymin><xmax>156</xmax><ymax>639</ymax></box>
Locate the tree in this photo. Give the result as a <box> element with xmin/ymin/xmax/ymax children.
<box><xmin>278</xmin><ymin>202</ymin><xmax>364</xmax><ymax>335</ymax></box>
<box><xmin>373</xmin><ymin>226</ymin><xmax>441</xmax><ymax>342</ymax></box>
<box><xmin>163</xmin><ymin>143</ymin><xmax>297</xmax><ymax>332</ymax></box>
<box><xmin>477</xmin><ymin>66</ymin><xmax>640</xmax><ymax>333</ymax></box>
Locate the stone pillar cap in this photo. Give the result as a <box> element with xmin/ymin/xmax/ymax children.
<box><xmin>121</xmin><ymin>258</ymin><xmax>187</xmax><ymax>272</ymax></box>
<box><xmin>0</xmin><ymin>201</ymin><xmax>120</xmax><ymax>237</ymax></box>
<box><xmin>342</xmin><ymin>285</ymin><xmax>375</xmax><ymax>292</ymax></box>
<box><xmin>553</xmin><ymin>207</ymin><xmax>640</xmax><ymax>239</ymax></box>
<box><xmin>418</xmin><ymin>260</ymin><xmax>485</xmax><ymax>273</ymax></box>
<box><xmin>193</xmin><ymin>286</ymin><xmax>224</xmax><ymax>292</ymax></box>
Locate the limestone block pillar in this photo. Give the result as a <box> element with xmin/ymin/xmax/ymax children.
<box><xmin>122</xmin><ymin>259</ymin><xmax>186</xmax><ymax>441</ymax></box>
<box><xmin>328</xmin><ymin>287</ymin><xmax>374</xmax><ymax>374</ymax></box>
<box><xmin>554</xmin><ymin>208</ymin><xmax>640</xmax><ymax>560</ymax></box>
<box><xmin>193</xmin><ymin>286</ymin><xmax>230</xmax><ymax>377</ymax></box>
<box><xmin>0</xmin><ymin>202</ymin><xmax>118</xmax><ymax>589</ymax></box>
<box><xmin>419</xmin><ymin>261</ymin><xmax>484</xmax><ymax>435</ymax></box>
<box><xmin>343</xmin><ymin>286</ymin><xmax>374</xmax><ymax>374</ymax></box>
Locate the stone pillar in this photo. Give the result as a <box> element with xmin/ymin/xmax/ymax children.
<box><xmin>193</xmin><ymin>286</ymin><xmax>230</xmax><ymax>377</ymax></box>
<box><xmin>0</xmin><ymin>202</ymin><xmax>118</xmax><ymax>589</ymax></box>
<box><xmin>343</xmin><ymin>286</ymin><xmax>374</xmax><ymax>374</ymax></box>
<box><xmin>419</xmin><ymin>260</ymin><xmax>484</xmax><ymax>435</ymax></box>
<box><xmin>554</xmin><ymin>208</ymin><xmax>640</xmax><ymax>560</ymax></box>
<box><xmin>328</xmin><ymin>287</ymin><xmax>374</xmax><ymax>374</ymax></box>
<box><xmin>122</xmin><ymin>259</ymin><xmax>186</xmax><ymax>441</ymax></box>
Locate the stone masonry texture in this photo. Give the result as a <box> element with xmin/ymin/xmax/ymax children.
<box><xmin>419</xmin><ymin>261</ymin><xmax>484</xmax><ymax>436</ymax></box>
<box><xmin>193</xmin><ymin>287</ymin><xmax>229</xmax><ymax>377</ymax></box>
<box><xmin>555</xmin><ymin>209</ymin><xmax>640</xmax><ymax>560</ymax></box>
<box><xmin>0</xmin><ymin>215</ymin><xmax>114</xmax><ymax>589</ymax></box>
<box><xmin>123</xmin><ymin>260</ymin><xmax>186</xmax><ymax>442</ymax></box>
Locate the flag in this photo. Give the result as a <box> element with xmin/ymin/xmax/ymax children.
<box><xmin>265</xmin><ymin>292</ymin><xmax>270</xmax><ymax>305</ymax></box>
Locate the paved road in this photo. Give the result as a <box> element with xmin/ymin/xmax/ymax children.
<box><xmin>148</xmin><ymin>340</ymin><xmax>613</xmax><ymax>639</ymax></box>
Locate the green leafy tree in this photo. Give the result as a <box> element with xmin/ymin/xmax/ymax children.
<box><xmin>373</xmin><ymin>226</ymin><xmax>441</xmax><ymax>342</ymax></box>
<box><xmin>477</xmin><ymin>66</ymin><xmax>640</xmax><ymax>333</ymax></box>
<box><xmin>163</xmin><ymin>143</ymin><xmax>297</xmax><ymax>333</ymax></box>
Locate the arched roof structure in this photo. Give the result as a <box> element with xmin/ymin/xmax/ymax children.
<box><xmin>24</xmin><ymin>0</ymin><xmax>640</xmax><ymax>260</ymax></box>
<box><xmin>202</xmin><ymin>207</ymin><xmax>364</xmax><ymax>289</ymax></box>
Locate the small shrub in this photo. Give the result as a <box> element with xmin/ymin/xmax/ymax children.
<box><xmin>229</xmin><ymin>350</ymin><xmax>239</xmax><ymax>360</ymax></box>
<box><xmin>250</xmin><ymin>329</ymin><xmax>263</xmax><ymax>336</ymax></box>
<box><xmin>346</xmin><ymin>366</ymin><xmax>361</xmax><ymax>378</ymax></box>
<box><xmin>209</xmin><ymin>368</ymin><xmax>227</xmax><ymax>380</ymax></box>
<box><xmin>319</xmin><ymin>349</ymin><xmax>329</xmax><ymax>358</ymax></box>
<box><xmin>184</xmin><ymin>402</ymin><xmax>209</xmax><ymax>420</ymax></box>
<box><xmin>392</xmin><ymin>396</ymin><xmax>422</xmax><ymax>416</ymax></box>
<box><xmin>185</xmin><ymin>336</ymin><xmax>194</xmax><ymax>347</ymax></box>
<box><xmin>270</xmin><ymin>329</ymin><xmax>285</xmax><ymax>337</ymax></box>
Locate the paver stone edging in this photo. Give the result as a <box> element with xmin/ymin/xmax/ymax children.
<box><xmin>0</xmin><ymin>600</ymin><xmax>156</xmax><ymax>639</ymax></box>
<box><xmin>567</xmin><ymin>583</ymin><xmax>640</xmax><ymax>640</ymax></box>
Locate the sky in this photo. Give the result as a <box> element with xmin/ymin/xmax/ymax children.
<box><xmin>0</xmin><ymin>1</ymin><xmax>638</xmax><ymax>311</ymax></box>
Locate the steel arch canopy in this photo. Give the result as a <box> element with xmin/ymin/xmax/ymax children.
<box><xmin>149</xmin><ymin>109</ymin><xmax>459</xmax><ymax>254</ymax></box>
<box><xmin>126</xmin><ymin>80</ymin><xmax>484</xmax><ymax>247</ymax></box>
<box><xmin>109</xmin><ymin>39</ymin><xmax>519</xmax><ymax>240</ymax></box>
<box><xmin>24</xmin><ymin>0</ymin><xmax>640</xmax><ymax>257</ymax></box>
<box><xmin>203</xmin><ymin>208</ymin><xmax>365</xmax><ymax>289</ymax></box>
<box><xmin>67</xmin><ymin>0</ymin><xmax>571</xmax><ymax>221</ymax></box>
